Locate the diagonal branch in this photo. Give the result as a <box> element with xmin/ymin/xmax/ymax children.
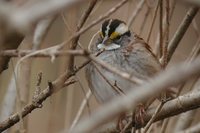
<box><xmin>0</xmin><ymin>78</ymin><xmax>76</xmax><ymax>132</ymax></box>
<box><xmin>0</xmin><ymin>49</ymin><xmax>103</xmax><ymax>132</ymax></box>
<box><xmin>97</xmin><ymin>90</ymin><xmax>200</xmax><ymax>133</ymax></box>
<box><xmin>71</xmin><ymin>56</ymin><xmax>200</xmax><ymax>133</ymax></box>
<box><xmin>67</xmin><ymin>0</ymin><xmax>98</xmax><ymax>73</ymax></box>
<box><xmin>167</xmin><ymin>6</ymin><xmax>199</xmax><ymax>62</ymax></box>
<box><xmin>143</xmin><ymin>90</ymin><xmax>200</xmax><ymax>126</ymax></box>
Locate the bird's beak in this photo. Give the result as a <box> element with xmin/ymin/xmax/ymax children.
<box><xmin>102</xmin><ymin>36</ymin><xmax>112</xmax><ymax>45</ymax></box>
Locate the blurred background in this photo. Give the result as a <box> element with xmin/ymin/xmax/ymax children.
<box><xmin>0</xmin><ymin>0</ymin><xmax>200</xmax><ymax>133</ymax></box>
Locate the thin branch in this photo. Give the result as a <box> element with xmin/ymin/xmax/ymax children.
<box><xmin>167</xmin><ymin>6</ymin><xmax>199</xmax><ymax>62</ymax></box>
<box><xmin>0</xmin><ymin>78</ymin><xmax>76</xmax><ymax>132</ymax></box>
<box><xmin>8</xmin><ymin>0</ymin><xmax>88</xmax><ymax>31</ymax></box>
<box><xmin>187</xmin><ymin>36</ymin><xmax>200</xmax><ymax>62</ymax></box>
<box><xmin>89</xmin><ymin>53</ymin><xmax>143</xmax><ymax>84</ymax></box>
<box><xmin>11</xmin><ymin>60</ymin><xmax>25</xmax><ymax>133</ymax></box>
<box><xmin>87</xmin><ymin>89</ymin><xmax>200</xmax><ymax>133</ymax></box>
<box><xmin>143</xmin><ymin>102</ymin><xmax>164</xmax><ymax>133</ymax></box>
<box><xmin>154</xmin><ymin>0</ymin><xmax>176</xmax><ymax>56</ymax></box>
<box><xmin>0</xmin><ymin>49</ymin><xmax>103</xmax><ymax>132</ymax></box>
<box><xmin>160</xmin><ymin>118</ymin><xmax>170</xmax><ymax>133</ymax></box>
<box><xmin>89</xmin><ymin>0</ymin><xmax>103</xmax><ymax>17</ymax></box>
<box><xmin>71</xmin><ymin>57</ymin><xmax>200</xmax><ymax>133</ymax></box>
<box><xmin>3</xmin><ymin>0</ymin><xmax>129</xmax><ymax>73</ymax></box>
<box><xmin>0</xmin><ymin>48</ymin><xmax>142</xmax><ymax>132</ymax></box>
<box><xmin>67</xmin><ymin>0</ymin><xmax>98</xmax><ymax>76</ymax></box>
<box><xmin>57</xmin><ymin>0</ymin><xmax>129</xmax><ymax>50</ymax></box>
<box><xmin>32</xmin><ymin>72</ymin><xmax>43</xmax><ymax>108</ymax></box>
<box><xmin>0</xmin><ymin>49</ymin><xmax>87</xmax><ymax>57</ymax></box>
<box><xmin>192</xmin><ymin>18</ymin><xmax>200</xmax><ymax>37</ymax></box>
<box><xmin>75</xmin><ymin>75</ymin><xmax>91</xmax><ymax>115</ymax></box>
<box><xmin>127</xmin><ymin>0</ymin><xmax>145</xmax><ymax>28</ymax></box>
<box><xmin>32</xmin><ymin>16</ymin><xmax>57</xmax><ymax>50</ymax></box>
<box><xmin>0</xmin><ymin>17</ymin><xmax>24</xmax><ymax>73</ymax></box>
<box><xmin>93</xmin><ymin>63</ymin><xmax>125</xmax><ymax>95</ymax></box>
<box><xmin>9</xmin><ymin>0</ymin><xmax>128</xmax><ymax>75</ymax></box>
<box><xmin>69</xmin><ymin>90</ymin><xmax>92</xmax><ymax>131</ymax></box>
<box><xmin>160</xmin><ymin>0</ymin><xmax>170</xmax><ymax>67</ymax></box>
<box><xmin>63</xmin><ymin>79</ymin><xmax>77</xmax><ymax>87</ymax></box>
<box><xmin>175</xmin><ymin>35</ymin><xmax>200</xmax><ymax>96</ymax></box>
<box><xmin>159</xmin><ymin>0</ymin><xmax>163</xmax><ymax>59</ymax></box>
<box><xmin>139</xmin><ymin>5</ymin><xmax>151</xmax><ymax>36</ymax></box>
<box><xmin>0</xmin><ymin>16</ymin><xmax>53</xmax><ymax>132</ymax></box>
<box><xmin>146</xmin><ymin>0</ymin><xmax>160</xmax><ymax>43</ymax></box>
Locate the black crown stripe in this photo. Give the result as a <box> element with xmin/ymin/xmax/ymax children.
<box><xmin>102</xmin><ymin>19</ymin><xmax>109</xmax><ymax>37</ymax></box>
<box><xmin>108</xmin><ymin>19</ymin><xmax>124</xmax><ymax>36</ymax></box>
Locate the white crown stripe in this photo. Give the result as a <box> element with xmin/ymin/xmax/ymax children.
<box><xmin>105</xmin><ymin>19</ymin><xmax>113</xmax><ymax>37</ymax></box>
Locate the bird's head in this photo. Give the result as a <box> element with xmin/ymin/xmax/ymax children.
<box><xmin>97</xmin><ymin>19</ymin><xmax>131</xmax><ymax>50</ymax></box>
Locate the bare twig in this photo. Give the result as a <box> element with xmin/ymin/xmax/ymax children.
<box><xmin>67</xmin><ymin>0</ymin><xmax>98</xmax><ymax>75</ymax></box>
<box><xmin>128</xmin><ymin>0</ymin><xmax>145</xmax><ymax>28</ymax></box>
<box><xmin>167</xmin><ymin>6</ymin><xmax>199</xmax><ymax>62</ymax></box>
<box><xmin>11</xmin><ymin>60</ymin><xmax>25</xmax><ymax>133</ymax></box>
<box><xmin>63</xmin><ymin>79</ymin><xmax>77</xmax><ymax>87</ymax></box>
<box><xmin>159</xmin><ymin>0</ymin><xmax>163</xmax><ymax>59</ymax></box>
<box><xmin>17</xmin><ymin>39</ymin><xmax>33</xmax><ymax>133</ymax></box>
<box><xmin>187</xmin><ymin>36</ymin><xmax>200</xmax><ymax>62</ymax></box>
<box><xmin>0</xmin><ymin>16</ymin><xmax>53</xmax><ymax>132</ymax></box>
<box><xmin>32</xmin><ymin>72</ymin><xmax>43</xmax><ymax>108</ymax></box>
<box><xmin>93</xmin><ymin>63</ymin><xmax>125</xmax><ymax>95</ymax></box>
<box><xmin>71</xmin><ymin>57</ymin><xmax>200</xmax><ymax>133</ymax></box>
<box><xmin>143</xmin><ymin>102</ymin><xmax>164</xmax><ymax>133</ymax></box>
<box><xmin>139</xmin><ymin>6</ymin><xmax>151</xmax><ymax>36</ymax></box>
<box><xmin>79</xmin><ymin>89</ymin><xmax>200</xmax><ymax>133</ymax></box>
<box><xmin>146</xmin><ymin>0</ymin><xmax>160</xmax><ymax>43</ymax></box>
<box><xmin>0</xmin><ymin>21</ymin><xmax>24</xmax><ymax>73</ymax></box>
<box><xmin>0</xmin><ymin>49</ymin><xmax>86</xmax><ymax>57</ymax></box>
<box><xmin>0</xmin><ymin>49</ymin><xmax>103</xmax><ymax>132</ymax></box>
<box><xmin>9</xmin><ymin>0</ymin><xmax>128</xmax><ymax>79</ymax></box>
<box><xmin>0</xmin><ymin>78</ymin><xmax>76</xmax><ymax>132</ymax></box>
<box><xmin>8</xmin><ymin>0</ymin><xmax>88</xmax><ymax>31</ymax></box>
<box><xmin>75</xmin><ymin>75</ymin><xmax>91</xmax><ymax>114</ymax></box>
<box><xmin>160</xmin><ymin>118</ymin><xmax>170</xmax><ymax>133</ymax></box>
<box><xmin>154</xmin><ymin>0</ymin><xmax>176</xmax><ymax>56</ymax></box>
<box><xmin>32</xmin><ymin>16</ymin><xmax>57</xmax><ymax>50</ymax></box>
<box><xmin>2</xmin><ymin>0</ymin><xmax>128</xmax><ymax>74</ymax></box>
<box><xmin>57</xmin><ymin>0</ymin><xmax>129</xmax><ymax>50</ymax></box>
<box><xmin>160</xmin><ymin>0</ymin><xmax>170</xmax><ymax>67</ymax></box>
<box><xmin>175</xmin><ymin>35</ymin><xmax>200</xmax><ymax>96</ymax></box>
<box><xmin>192</xmin><ymin>18</ymin><xmax>200</xmax><ymax>37</ymax></box>
<box><xmin>168</xmin><ymin>35</ymin><xmax>200</xmax><ymax>132</ymax></box>
<box><xmin>89</xmin><ymin>54</ymin><xmax>143</xmax><ymax>84</ymax></box>
<box><xmin>69</xmin><ymin>90</ymin><xmax>92</xmax><ymax>131</ymax></box>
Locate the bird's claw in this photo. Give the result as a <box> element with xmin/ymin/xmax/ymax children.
<box><xmin>134</xmin><ymin>104</ymin><xmax>147</xmax><ymax>127</ymax></box>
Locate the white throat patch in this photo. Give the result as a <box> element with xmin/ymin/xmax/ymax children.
<box><xmin>97</xmin><ymin>43</ymin><xmax>120</xmax><ymax>50</ymax></box>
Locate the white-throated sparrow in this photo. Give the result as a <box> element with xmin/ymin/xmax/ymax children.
<box><xmin>86</xmin><ymin>19</ymin><xmax>163</xmax><ymax>129</ymax></box>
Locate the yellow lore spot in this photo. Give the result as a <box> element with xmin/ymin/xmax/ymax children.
<box><xmin>110</xmin><ymin>32</ymin><xmax>120</xmax><ymax>40</ymax></box>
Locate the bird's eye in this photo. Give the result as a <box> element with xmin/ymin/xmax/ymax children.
<box><xmin>115</xmin><ymin>35</ymin><xmax>121</xmax><ymax>40</ymax></box>
<box><xmin>113</xmin><ymin>35</ymin><xmax>122</xmax><ymax>44</ymax></box>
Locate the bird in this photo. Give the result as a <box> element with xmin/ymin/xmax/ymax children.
<box><xmin>86</xmin><ymin>18</ymin><xmax>165</xmax><ymax>130</ymax></box>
